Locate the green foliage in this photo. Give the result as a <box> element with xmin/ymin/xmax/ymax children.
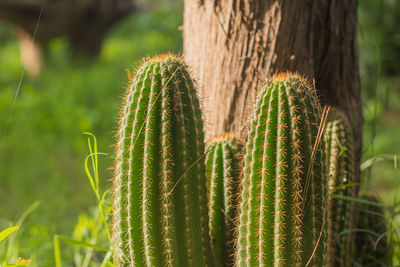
<box><xmin>363</xmin><ymin>103</ymin><xmax>400</xmax><ymax>204</ymax></box>
<box><xmin>205</xmin><ymin>134</ymin><xmax>243</xmax><ymax>267</ymax></box>
<box><xmin>53</xmin><ymin>215</ymin><xmax>111</xmax><ymax>267</ymax></box>
<box><xmin>359</xmin><ymin>1</ymin><xmax>400</xmax><ymax>219</ymax></box>
<box><xmin>3</xmin><ymin>258</ymin><xmax>32</xmax><ymax>267</ymax></box>
<box><xmin>236</xmin><ymin>73</ymin><xmax>327</xmax><ymax>266</ymax></box>
<box><xmin>53</xmin><ymin>133</ymin><xmax>112</xmax><ymax>267</ymax></box>
<box><xmin>113</xmin><ymin>55</ymin><xmax>213</xmax><ymax>266</ymax></box>
<box><xmin>359</xmin><ymin>154</ymin><xmax>400</xmax><ymax>266</ymax></box>
<box><xmin>354</xmin><ymin>194</ymin><xmax>389</xmax><ymax>266</ymax></box>
<box><xmin>0</xmin><ymin>7</ymin><xmax>182</xmax><ymax>265</ymax></box>
<box><xmin>0</xmin><ymin>227</ymin><xmax>20</xmax><ymax>243</ymax></box>
<box><xmin>359</xmin><ymin>0</ymin><xmax>400</xmax><ymax>111</ymax></box>
<box><xmin>324</xmin><ymin>110</ymin><xmax>355</xmax><ymax>267</ymax></box>
<box><xmin>0</xmin><ymin>202</ymin><xmax>39</xmax><ymax>266</ymax></box>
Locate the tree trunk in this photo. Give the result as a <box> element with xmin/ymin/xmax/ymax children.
<box><xmin>184</xmin><ymin>2</ymin><xmax>362</xmax><ymax>262</ymax></box>
<box><xmin>183</xmin><ymin>0</ymin><xmax>362</xmax><ymax>180</ymax></box>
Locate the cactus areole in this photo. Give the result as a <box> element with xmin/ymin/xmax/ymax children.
<box><xmin>113</xmin><ymin>55</ymin><xmax>213</xmax><ymax>266</ymax></box>
<box><xmin>237</xmin><ymin>73</ymin><xmax>327</xmax><ymax>266</ymax></box>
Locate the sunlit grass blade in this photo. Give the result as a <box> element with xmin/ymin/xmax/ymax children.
<box><xmin>361</xmin><ymin>154</ymin><xmax>399</xmax><ymax>171</ymax></box>
<box><xmin>16</xmin><ymin>202</ymin><xmax>40</xmax><ymax>227</ymax></box>
<box><xmin>339</xmin><ymin>228</ymin><xmax>381</xmax><ymax>238</ymax></box>
<box><xmin>332</xmin><ymin>182</ymin><xmax>361</xmax><ymax>191</ymax></box>
<box><xmin>3</xmin><ymin>258</ymin><xmax>31</xmax><ymax>266</ymax></box>
<box><xmin>54</xmin><ymin>235</ymin><xmax>110</xmax><ymax>267</ymax></box>
<box><xmin>54</xmin><ymin>133</ymin><xmax>112</xmax><ymax>266</ymax></box>
<box><xmin>0</xmin><ymin>227</ymin><xmax>19</xmax><ymax>243</ymax></box>
<box><xmin>84</xmin><ymin>151</ymin><xmax>108</xmax><ymax>201</ymax></box>
<box><xmin>6</xmin><ymin>202</ymin><xmax>39</xmax><ymax>260</ymax></box>
<box><xmin>100</xmin><ymin>251</ymin><xmax>113</xmax><ymax>267</ymax></box>
<box><xmin>332</xmin><ymin>195</ymin><xmax>390</xmax><ymax>210</ymax></box>
<box><xmin>83</xmin><ymin>132</ymin><xmax>110</xmax><ymax>240</ymax></box>
<box><xmin>55</xmin><ymin>235</ymin><xmax>109</xmax><ymax>251</ymax></box>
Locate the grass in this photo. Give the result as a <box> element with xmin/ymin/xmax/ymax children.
<box><xmin>0</xmin><ymin>6</ymin><xmax>182</xmax><ymax>266</ymax></box>
<box><xmin>53</xmin><ymin>133</ymin><xmax>112</xmax><ymax>267</ymax></box>
<box><xmin>357</xmin><ymin>106</ymin><xmax>400</xmax><ymax>266</ymax></box>
<box><xmin>1</xmin><ymin>133</ymin><xmax>112</xmax><ymax>266</ymax></box>
<box><xmin>0</xmin><ymin>201</ymin><xmax>39</xmax><ymax>265</ymax></box>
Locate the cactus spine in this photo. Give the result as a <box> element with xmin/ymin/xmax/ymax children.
<box><xmin>324</xmin><ymin>110</ymin><xmax>355</xmax><ymax>267</ymax></box>
<box><xmin>237</xmin><ymin>73</ymin><xmax>327</xmax><ymax>266</ymax></box>
<box><xmin>113</xmin><ymin>55</ymin><xmax>213</xmax><ymax>266</ymax></box>
<box><xmin>205</xmin><ymin>134</ymin><xmax>243</xmax><ymax>267</ymax></box>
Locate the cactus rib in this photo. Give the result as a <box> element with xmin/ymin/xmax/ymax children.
<box><xmin>113</xmin><ymin>54</ymin><xmax>213</xmax><ymax>266</ymax></box>
<box><xmin>206</xmin><ymin>134</ymin><xmax>243</xmax><ymax>267</ymax></box>
<box><xmin>237</xmin><ymin>73</ymin><xmax>327</xmax><ymax>266</ymax></box>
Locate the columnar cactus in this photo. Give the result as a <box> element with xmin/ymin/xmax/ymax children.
<box><xmin>205</xmin><ymin>134</ymin><xmax>243</xmax><ymax>267</ymax></box>
<box><xmin>237</xmin><ymin>73</ymin><xmax>327</xmax><ymax>266</ymax></box>
<box><xmin>113</xmin><ymin>55</ymin><xmax>213</xmax><ymax>266</ymax></box>
<box><xmin>324</xmin><ymin>110</ymin><xmax>355</xmax><ymax>267</ymax></box>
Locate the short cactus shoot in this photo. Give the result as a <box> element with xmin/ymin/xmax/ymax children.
<box><xmin>206</xmin><ymin>134</ymin><xmax>243</xmax><ymax>267</ymax></box>
<box><xmin>325</xmin><ymin>109</ymin><xmax>355</xmax><ymax>267</ymax></box>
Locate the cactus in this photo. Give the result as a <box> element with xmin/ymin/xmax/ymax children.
<box><xmin>324</xmin><ymin>109</ymin><xmax>355</xmax><ymax>267</ymax></box>
<box><xmin>236</xmin><ymin>73</ymin><xmax>327</xmax><ymax>266</ymax></box>
<box><xmin>205</xmin><ymin>134</ymin><xmax>243</xmax><ymax>267</ymax></box>
<box><xmin>112</xmin><ymin>54</ymin><xmax>213</xmax><ymax>266</ymax></box>
<box><xmin>354</xmin><ymin>194</ymin><xmax>389</xmax><ymax>266</ymax></box>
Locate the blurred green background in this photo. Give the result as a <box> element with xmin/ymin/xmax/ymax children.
<box><xmin>0</xmin><ymin>0</ymin><xmax>399</xmax><ymax>265</ymax></box>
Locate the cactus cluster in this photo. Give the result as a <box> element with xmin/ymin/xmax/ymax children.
<box><xmin>205</xmin><ymin>135</ymin><xmax>243</xmax><ymax>267</ymax></box>
<box><xmin>113</xmin><ymin>55</ymin><xmax>213</xmax><ymax>266</ymax></box>
<box><xmin>324</xmin><ymin>110</ymin><xmax>355</xmax><ymax>267</ymax></box>
<box><xmin>112</xmin><ymin>55</ymin><xmax>367</xmax><ymax>267</ymax></box>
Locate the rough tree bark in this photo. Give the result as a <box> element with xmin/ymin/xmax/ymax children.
<box><xmin>183</xmin><ymin>0</ymin><xmax>362</xmax><ymax>181</ymax></box>
<box><xmin>184</xmin><ymin>2</ymin><xmax>362</xmax><ymax>259</ymax></box>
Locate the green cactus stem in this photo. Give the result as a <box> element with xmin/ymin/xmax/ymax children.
<box><xmin>113</xmin><ymin>54</ymin><xmax>213</xmax><ymax>266</ymax></box>
<box><xmin>205</xmin><ymin>134</ymin><xmax>243</xmax><ymax>267</ymax></box>
<box><xmin>354</xmin><ymin>194</ymin><xmax>389</xmax><ymax>267</ymax></box>
<box><xmin>324</xmin><ymin>109</ymin><xmax>355</xmax><ymax>267</ymax></box>
<box><xmin>237</xmin><ymin>73</ymin><xmax>327</xmax><ymax>266</ymax></box>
